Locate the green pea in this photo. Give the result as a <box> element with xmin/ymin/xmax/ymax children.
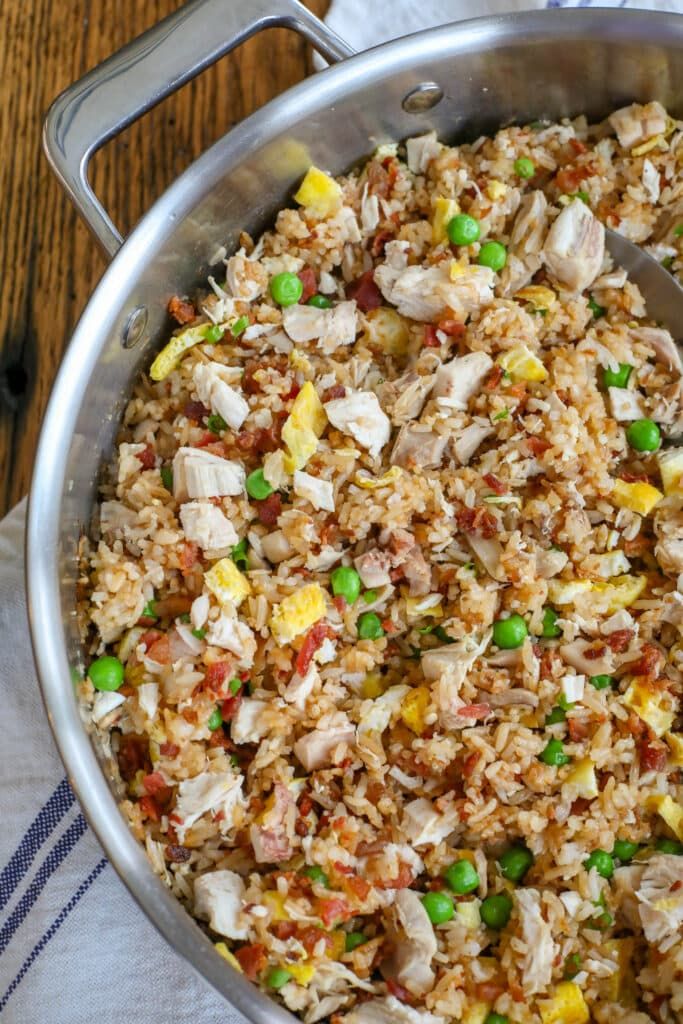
<box><xmin>480</xmin><ymin>892</ymin><xmax>512</xmax><ymax>930</ymax></box>
<box><xmin>492</xmin><ymin>613</ymin><xmax>528</xmax><ymax>650</ymax></box>
<box><xmin>499</xmin><ymin>845</ymin><xmax>534</xmax><ymax>883</ymax></box>
<box><xmin>587</xmin><ymin>296</ymin><xmax>606</xmax><ymax>319</ymax></box>
<box><xmin>447</xmin><ymin>213</ymin><xmax>481</xmax><ymax>246</ymax></box>
<box><xmin>655</xmin><ymin>837</ymin><xmax>683</xmax><ymax>854</ymax></box>
<box><xmin>675</xmin><ymin>224</ymin><xmax>683</xmax><ymax>237</ymax></box>
<box><xmin>265</xmin><ymin>966</ymin><xmax>292</xmax><ymax>990</ymax></box>
<box><xmin>330</xmin><ymin>566</ymin><xmax>361</xmax><ymax>605</ymax></box>
<box><xmin>141</xmin><ymin>600</ymin><xmax>158</xmax><ymax>621</ymax></box>
<box><xmin>231</xmin><ymin>538</ymin><xmax>249</xmax><ymax>570</ymax></box>
<box><xmin>513</xmin><ymin>157</ymin><xmax>535</xmax><ymax>179</ymax></box>
<box><xmin>626</xmin><ymin>418</ymin><xmax>661</xmax><ymax>452</ymax></box>
<box><xmin>546</xmin><ymin>706</ymin><xmax>567</xmax><ymax>725</ymax></box>
<box><xmin>231</xmin><ymin>315</ymin><xmax>249</xmax><ymax>336</ymax></box>
<box><xmin>229</xmin><ymin>678</ymin><xmax>242</xmax><ymax>695</ymax></box>
<box><xmin>358</xmin><ymin>612</ymin><xmax>384</xmax><ymax>640</ymax></box>
<box><xmin>204</xmin><ymin>324</ymin><xmax>224</xmax><ymax>343</ymax></box>
<box><xmin>421</xmin><ymin>890</ymin><xmax>455</xmax><ymax>925</ymax></box>
<box><xmin>303</xmin><ymin>865</ymin><xmax>330</xmax><ymax>887</ymax></box>
<box><xmin>88</xmin><ymin>656</ymin><xmax>124</xmax><ymax>692</ymax></box>
<box><xmin>270</xmin><ymin>272</ymin><xmax>303</xmax><ymax>307</ymax></box>
<box><xmin>603</xmin><ymin>363</ymin><xmax>632</xmax><ymax>389</ymax></box>
<box><xmin>539</xmin><ymin>738</ymin><xmax>570</xmax><ymax>767</ymax></box>
<box><xmin>613</xmin><ymin>839</ymin><xmax>640</xmax><ymax>863</ymax></box>
<box><xmin>307</xmin><ymin>294</ymin><xmax>332</xmax><ymax>309</ymax></box>
<box><xmin>485</xmin><ymin>1015</ymin><xmax>509</xmax><ymax>1024</ymax></box>
<box><xmin>160</xmin><ymin>466</ymin><xmax>173</xmax><ymax>491</ymax></box>
<box><xmin>208</xmin><ymin>707</ymin><xmax>223</xmax><ymax>731</ymax></box>
<box><xmin>589</xmin><ymin>674</ymin><xmax>614</xmax><ymax>691</ymax></box>
<box><xmin>563</xmin><ymin>953</ymin><xmax>582</xmax><ymax>980</ymax></box>
<box><xmin>207</xmin><ymin>413</ymin><xmax>227</xmax><ymax>434</ymax></box>
<box><xmin>192</xmin><ymin>628</ymin><xmax>206</xmax><ymax>640</ymax></box>
<box><xmin>478</xmin><ymin>241</ymin><xmax>507</xmax><ymax>272</ymax></box>
<box><xmin>584</xmin><ymin>849</ymin><xmax>614</xmax><ymax>879</ymax></box>
<box><xmin>443</xmin><ymin>859</ymin><xmax>480</xmax><ymax>894</ymax></box>
<box><xmin>362</xmin><ymin>590</ymin><xmax>377</xmax><ymax>604</ymax></box>
<box><xmin>246</xmin><ymin>468</ymin><xmax>274</xmax><ymax>500</ymax></box>
<box><xmin>345</xmin><ymin>931</ymin><xmax>367</xmax><ymax>952</ymax></box>
<box><xmin>541</xmin><ymin>607</ymin><xmax>561</xmax><ymax>639</ymax></box>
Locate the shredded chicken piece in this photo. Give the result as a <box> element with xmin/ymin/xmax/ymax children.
<box><xmin>174</xmin><ymin>771</ymin><xmax>244</xmax><ymax>842</ymax></box>
<box><xmin>453</xmin><ymin>419</ymin><xmax>494</xmax><ymax>465</ymax></box>
<box><xmin>374</xmin><ymin>261</ymin><xmax>494</xmax><ymax>322</ymax></box>
<box><xmin>543</xmin><ymin>200</ymin><xmax>605</xmax><ymax>293</ymax></box>
<box><xmin>179</xmin><ymin>501</ymin><xmax>238</xmax><ymax>554</ymax></box>
<box><xmin>637</xmin><ymin>854</ymin><xmax>683</xmax><ymax>951</ymax></box>
<box><xmin>294</xmin><ymin>722</ymin><xmax>355</xmax><ymax>771</ymax></box>
<box><xmin>341</xmin><ymin>997</ymin><xmax>445</xmax><ymax>1024</ymax></box>
<box><xmin>379</xmin><ymin>371</ymin><xmax>435</xmax><ymax>425</ymax></box>
<box><xmin>382</xmin><ymin>889</ymin><xmax>437</xmax><ymax>996</ymax></box>
<box><xmin>406</xmin><ymin>131</ymin><xmax>441</xmax><ymax>174</ymax></box>
<box><xmin>225</xmin><ymin>250</ymin><xmax>268</xmax><ymax>301</ymax></box>
<box><xmin>282</xmin><ymin>301</ymin><xmax>358</xmax><ymax>354</ymax></box>
<box><xmin>609</xmin><ymin>387</ymin><xmax>646</xmax><ymax>422</ymax></box>
<box><xmin>193</xmin><ymin>869</ymin><xmax>248</xmax><ymax>939</ymax></box>
<box><xmin>635</xmin><ymin>326</ymin><xmax>683</xmax><ymax>376</ymax></box>
<box><xmin>515</xmin><ymin>888</ymin><xmax>556</xmax><ymax>994</ymax></box>
<box><xmin>325</xmin><ymin>391</ymin><xmax>391</xmax><ymax>458</ymax></box>
<box><xmin>433</xmin><ymin>352</ymin><xmax>494</xmax><ymax>410</ymax></box>
<box><xmin>391</xmin><ymin>425</ymin><xmax>446</xmax><ymax>470</ymax></box>
<box><xmin>608</xmin><ymin>101</ymin><xmax>668</xmax><ymax>150</ymax></box>
<box><xmin>250</xmin><ymin>783</ymin><xmax>296</xmax><ymax>863</ymax></box>
<box><xmin>560</xmin><ymin>638</ymin><xmax>615</xmax><ymax>676</ymax></box>
<box><xmin>172</xmin><ymin>447</ymin><xmax>245</xmax><ymax>501</ymax></box>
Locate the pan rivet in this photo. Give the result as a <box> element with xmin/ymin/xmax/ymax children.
<box><xmin>402</xmin><ymin>82</ymin><xmax>444</xmax><ymax>113</ymax></box>
<box><xmin>122</xmin><ymin>306</ymin><xmax>148</xmax><ymax>349</ymax></box>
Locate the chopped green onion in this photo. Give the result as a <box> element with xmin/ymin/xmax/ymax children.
<box><xmin>588</xmin><ymin>296</ymin><xmax>605</xmax><ymax>319</ymax></box>
<box><xmin>208</xmin><ymin>707</ymin><xmax>223</xmax><ymax>731</ymax></box>
<box><xmin>160</xmin><ymin>466</ymin><xmax>173</xmax><ymax>491</ymax></box>
<box><xmin>231</xmin><ymin>315</ymin><xmax>249</xmax><ymax>336</ymax></box>
<box><xmin>207</xmin><ymin>413</ymin><xmax>227</xmax><ymax>434</ymax></box>
<box><xmin>204</xmin><ymin>324</ymin><xmax>224</xmax><ymax>343</ymax></box>
<box><xmin>191</xmin><ymin>627</ymin><xmax>206</xmax><ymax>640</ymax></box>
<box><xmin>229</xmin><ymin>678</ymin><xmax>242</xmax><ymax>695</ymax></box>
<box><xmin>231</xmin><ymin>538</ymin><xmax>249</xmax><ymax>570</ymax></box>
<box><xmin>141</xmin><ymin>600</ymin><xmax>158</xmax><ymax>621</ymax></box>
<box><xmin>493</xmin><ymin>408</ymin><xmax>509</xmax><ymax>421</ymax></box>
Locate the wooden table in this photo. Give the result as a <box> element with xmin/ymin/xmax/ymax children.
<box><xmin>0</xmin><ymin>0</ymin><xmax>328</xmax><ymax>518</ymax></box>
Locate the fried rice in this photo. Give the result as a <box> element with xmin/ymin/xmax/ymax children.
<box><xmin>81</xmin><ymin>100</ymin><xmax>683</xmax><ymax>1024</ymax></box>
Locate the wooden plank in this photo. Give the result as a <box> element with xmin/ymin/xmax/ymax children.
<box><xmin>0</xmin><ymin>0</ymin><xmax>329</xmax><ymax>517</ymax></box>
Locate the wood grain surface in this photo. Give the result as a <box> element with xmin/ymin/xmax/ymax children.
<box><xmin>0</xmin><ymin>0</ymin><xmax>328</xmax><ymax>518</ymax></box>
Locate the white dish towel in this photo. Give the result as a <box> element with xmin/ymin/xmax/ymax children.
<box><xmin>1</xmin><ymin>1</ymin><xmax>681</xmax><ymax>1020</ymax></box>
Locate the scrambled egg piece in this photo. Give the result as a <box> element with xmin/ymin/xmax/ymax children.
<box><xmin>612</xmin><ymin>479</ymin><xmax>663</xmax><ymax>515</ymax></box>
<box><xmin>591</xmin><ymin>574</ymin><xmax>647</xmax><ymax>613</ymax></box>
<box><xmin>456</xmin><ymin>900</ymin><xmax>481</xmax><ymax>930</ymax></box>
<box><xmin>665</xmin><ymin>731</ymin><xmax>683</xmax><ymax>766</ymax></box>
<box><xmin>540</xmin><ymin>982</ymin><xmax>590</xmax><ymax>1024</ymax></box>
<box><xmin>648</xmin><ymin>794</ymin><xmax>683</xmax><ymax>840</ymax></box>
<box><xmin>214</xmin><ymin>942</ymin><xmax>243</xmax><ymax>972</ymax></box>
<box><xmin>362</xmin><ymin>672</ymin><xmax>387</xmax><ymax>699</ymax></box>
<box><xmin>263</xmin><ymin>891</ymin><xmax>289</xmax><ymax>921</ymax></box>
<box><xmin>658</xmin><ymin>447</ymin><xmax>683</xmax><ymax>496</ymax></box>
<box><xmin>548</xmin><ymin>580</ymin><xmax>593</xmax><ymax>605</ymax></box>
<box><xmin>515</xmin><ymin>285</ymin><xmax>557</xmax><ymax>310</ymax></box>
<box><xmin>293</xmin><ymin>166</ymin><xmax>342</xmax><ymax>218</ymax></box>
<box><xmin>355</xmin><ymin>466</ymin><xmax>403</xmax><ymax>490</ymax></box>
<box><xmin>431</xmin><ymin>196</ymin><xmax>459</xmax><ymax>244</ymax></box>
<box><xmin>269</xmin><ymin>583</ymin><xmax>327</xmax><ymax>644</ymax></box>
<box><xmin>604</xmin><ymin>938</ymin><xmax>636</xmax><ymax>1003</ymax></box>
<box><xmin>361</xmin><ymin>307</ymin><xmax>410</xmax><ymax>355</ymax></box>
<box><xmin>287</xmin><ymin>962</ymin><xmax>316</xmax><ymax>986</ymax></box>
<box><xmin>461</xmin><ymin>1003</ymin><xmax>490</xmax><ymax>1024</ymax></box>
<box><xmin>282</xmin><ymin>381</ymin><xmax>327</xmax><ymax>473</ymax></box>
<box><xmin>149</xmin><ymin>324</ymin><xmax>210</xmax><ymax>381</ymax></box>
<box><xmin>401</xmin><ymin>686</ymin><xmax>431</xmax><ymax>735</ymax></box>
<box><xmin>486</xmin><ymin>179</ymin><xmax>507</xmax><ymax>201</ymax></box>
<box><xmin>564</xmin><ymin>758</ymin><xmax>599</xmax><ymax>799</ymax></box>
<box><xmin>497</xmin><ymin>345</ymin><xmax>548</xmax><ymax>383</ymax></box>
<box><xmin>204</xmin><ymin>558</ymin><xmax>251</xmax><ymax>608</ymax></box>
<box><xmin>623</xmin><ymin>680</ymin><xmax>674</xmax><ymax>737</ymax></box>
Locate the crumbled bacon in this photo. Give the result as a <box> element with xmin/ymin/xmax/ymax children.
<box><xmin>323</xmin><ymin>384</ymin><xmax>346</xmax><ymax>402</ymax></box>
<box><xmin>295</xmin><ymin>621</ymin><xmax>332</xmax><ymax>676</ymax></box>
<box><xmin>168</xmin><ymin>295</ymin><xmax>196</xmax><ymax>324</ymax></box>
<box><xmin>204</xmin><ymin>661</ymin><xmax>231</xmax><ymax>694</ymax></box>
<box><xmin>298</xmin><ymin>794</ymin><xmax>313</xmax><ymax>816</ymax></box>
<box><xmin>458</xmin><ymin>703</ymin><xmax>492</xmax><ymax>720</ymax></box>
<box><xmin>297</xmin><ymin>266</ymin><xmax>317</xmax><ymax>303</ymax></box>
<box><xmin>195</xmin><ymin>430</ymin><xmax>220</xmax><ymax>448</ymax></box>
<box><xmin>346</xmin><ymin>270</ymin><xmax>382</xmax><ymax>312</ymax></box>
<box><xmin>375</xmin><ymin>862</ymin><xmax>414</xmax><ymax>890</ymax></box>
<box><xmin>568</xmin><ymin>718</ymin><xmax>589</xmax><ymax>742</ymax></box>
<box><xmin>137</xmin><ymin>444</ymin><xmax>156</xmax><ymax>470</ymax></box>
<box><xmin>423</xmin><ymin>324</ymin><xmax>440</xmax><ymax>348</ymax></box>
<box><xmin>183</xmin><ymin>400</ymin><xmax>210</xmax><ymax>422</ymax></box>
<box><xmin>619</xmin><ymin>471</ymin><xmax>650</xmax><ymax>484</ymax></box>
<box><xmin>437</xmin><ymin>318</ymin><xmax>466</xmax><ymax>338</ymax></box>
<box><xmin>456</xmin><ymin>506</ymin><xmax>499</xmax><ymax>538</ymax></box>
<box><xmin>485</xmin><ymin>365</ymin><xmax>505</xmax><ymax>390</ymax></box>
<box><xmin>569</xmin><ymin>138</ymin><xmax>588</xmax><ymax>156</ymax></box>
<box><xmin>482</xmin><ymin>473</ymin><xmax>507</xmax><ymax>495</ymax></box>
<box><xmin>386</xmin><ymin>980</ymin><xmax>413</xmax><ymax>1004</ymax></box>
<box><xmin>159</xmin><ymin>741</ymin><xmax>180</xmax><ymax>758</ymax></box>
<box><xmin>179</xmin><ymin>541</ymin><xmax>200</xmax><ymax>576</ymax></box>
<box><xmin>255</xmin><ymin>492</ymin><xmax>282</xmax><ymax>526</ymax></box>
<box><xmin>142</xmin><ymin>771</ymin><xmax>169</xmax><ymax>797</ymax></box>
<box><xmin>555</xmin><ymin>164</ymin><xmax>591</xmax><ymax>194</ymax></box>
<box><xmin>235</xmin><ymin>425</ymin><xmax>281</xmax><ymax>454</ymax></box>
<box><xmin>235</xmin><ymin>943</ymin><xmax>267</xmax><ymax>980</ymax></box>
<box><xmin>165</xmin><ymin>844</ymin><xmax>191</xmax><ymax>863</ymax></box>
<box><xmin>146</xmin><ymin>635</ymin><xmax>170</xmax><ymax>664</ymax></box>
<box><xmin>631</xmin><ymin>642</ymin><xmax>664</xmax><ymax>680</ymax></box>
<box><xmin>117</xmin><ymin>735</ymin><xmax>151</xmax><ymax>782</ymax></box>
<box><xmin>366</xmin><ymin>160</ymin><xmax>392</xmax><ymax>197</ymax></box>
<box><xmin>139</xmin><ymin>795</ymin><xmax>161</xmax><ymax>821</ymax></box>
<box><xmin>221</xmin><ymin>690</ymin><xmax>243</xmax><ymax>722</ymax></box>
<box><xmin>462</xmin><ymin>751</ymin><xmax>480</xmax><ymax>777</ymax></box>
<box><xmin>526</xmin><ymin>436</ymin><xmax>552</xmax><ymax>456</ymax></box>
<box><xmin>369</xmin><ymin>229</ymin><xmax>395</xmax><ymax>259</ymax></box>
<box><xmin>605</xmin><ymin>629</ymin><xmax>634</xmax><ymax>654</ymax></box>
<box><xmin>639</xmin><ymin>737</ymin><xmax>668</xmax><ymax>773</ymax></box>
<box><xmin>242</xmin><ymin>361</ymin><xmax>262</xmax><ymax>395</ymax></box>
<box><xmin>272</xmin><ymin>921</ymin><xmax>297</xmax><ymax>940</ymax></box>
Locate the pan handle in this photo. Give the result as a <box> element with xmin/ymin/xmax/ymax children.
<box><xmin>42</xmin><ymin>0</ymin><xmax>355</xmax><ymax>260</ymax></box>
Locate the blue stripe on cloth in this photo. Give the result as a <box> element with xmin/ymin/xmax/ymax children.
<box><xmin>0</xmin><ymin>778</ymin><xmax>75</xmax><ymax>914</ymax></box>
<box><xmin>0</xmin><ymin>813</ymin><xmax>88</xmax><ymax>956</ymax></box>
<box><xmin>0</xmin><ymin>857</ymin><xmax>108</xmax><ymax>1015</ymax></box>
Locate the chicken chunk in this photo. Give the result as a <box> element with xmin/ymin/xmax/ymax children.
<box><xmin>172</xmin><ymin>447</ymin><xmax>245</xmax><ymax>501</ymax></box>
<box><xmin>656</xmin><ymin>537</ymin><xmax>683</xmax><ymax>575</ymax></box>
<box><xmin>379</xmin><ymin>371</ymin><xmax>435</xmax><ymax>425</ymax></box>
<box><xmin>179</xmin><ymin>501</ymin><xmax>238</xmax><ymax>554</ymax></box>
<box><xmin>637</xmin><ymin>854</ymin><xmax>683</xmax><ymax>951</ymax></box>
<box><xmin>560</xmin><ymin>638</ymin><xmax>615</xmax><ymax>677</ymax></box>
<box><xmin>283</xmin><ymin>663</ymin><xmax>319</xmax><ymax>710</ymax></box>
<box><xmin>193</xmin><ymin>869</ymin><xmax>248</xmax><ymax>940</ymax></box>
<box><xmin>282</xmin><ymin>300</ymin><xmax>358</xmax><ymax>354</ymax></box>
<box><xmin>406</xmin><ymin>131</ymin><xmax>442</xmax><ymax>174</ymax></box>
<box><xmin>499</xmin><ymin>191</ymin><xmax>548</xmax><ymax>294</ymax></box>
<box><xmin>325</xmin><ymin>391</ymin><xmax>391</xmax><ymax>458</ymax></box>
<box><xmin>401</xmin><ymin>543</ymin><xmax>432</xmax><ymax>595</ymax></box>
<box><xmin>341</xmin><ymin>997</ymin><xmax>445</xmax><ymax>1024</ymax></box>
<box><xmin>543</xmin><ymin>200</ymin><xmax>605</xmax><ymax>293</ymax></box>
<box><xmin>231</xmin><ymin>698</ymin><xmax>270</xmax><ymax>745</ymax></box>
<box><xmin>401</xmin><ymin>797</ymin><xmax>459</xmax><ymax>848</ymax></box>
<box><xmin>636</xmin><ymin>326</ymin><xmax>683</xmax><ymax>376</ymax></box>
<box><xmin>608</xmin><ymin>101</ymin><xmax>668</xmax><ymax>150</ymax></box>
<box><xmin>383</xmin><ymin>889</ymin><xmax>437</xmax><ymax>996</ymax></box>
<box><xmin>374</xmin><ymin>260</ymin><xmax>494</xmax><ymax>323</ymax></box>
<box><xmin>391</xmin><ymin>425</ymin><xmax>446</xmax><ymax>470</ymax></box>
<box><xmin>515</xmin><ymin>888</ymin><xmax>556</xmax><ymax>994</ymax></box>
<box><xmin>453</xmin><ymin>419</ymin><xmax>494</xmax><ymax>465</ymax></box>
<box><xmin>433</xmin><ymin>352</ymin><xmax>493</xmax><ymax>410</ymax></box>
<box><xmin>174</xmin><ymin>771</ymin><xmax>244</xmax><ymax>842</ymax></box>
<box><xmin>250</xmin><ymin>783</ymin><xmax>296</xmax><ymax>864</ymax></box>
<box><xmin>609</xmin><ymin>387</ymin><xmax>645</xmax><ymax>422</ymax></box>
<box><xmin>293</xmin><ymin>470</ymin><xmax>335</xmax><ymax>512</ymax></box>
<box><xmin>354</xmin><ymin>549</ymin><xmax>392</xmax><ymax>588</ymax></box>
<box><xmin>293</xmin><ymin>722</ymin><xmax>355</xmax><ymax>771</ymax></box>
<box><xmin>193</xmin><ymin>362</ymin><xmax>249</xmax><ymax>431</ymax></box>
<box><xmin>206</xmin><ymin>609</ymin><xmax>256</xmax><ymax>667</ymax></box>
<box><xmin>225</xmin><ymin>250</ymin><xmax>268</xmax><ymax>301</ymax></box>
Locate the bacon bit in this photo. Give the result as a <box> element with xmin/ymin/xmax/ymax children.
<box><xmin>183</xmin><ymin>400</ymin><xmax>210</xmax><ymax>422</ymax></box>
<box><xmin>295</xmin><ymin>621</ymin><xmax>331</xmax><ymax>676</ymax></box>
<box><xmin>671</xmin><ymin>880</ymin><xmax>683</xmax><ymax>893</ymax></box>
<box><xmin>299</xmin><ymin>926</ymin><xmax>334</xmax><ymax>957</ymax></box>
<box><xmin>159</xmin><ymin>741</ymin><xmax>180</xmax><ymax>758</ymax></box>
<box><xmin>569</xmin><ymin>138</ymin><xmax>588</xmax><ymax>155</ymax></box>
<box><xmin>179</xmin><ymin>542</ymin><xmax>200</xmax><ymax>578</ymax></box>
<box><xmin>242</xmin><ymin>361</ymin><xmax>262</xmax><ymax>395</ymax></box>
<box><xmin>139</xmin><ymin>795</ymin><xmax>161</xmax><ymax>821</ymax></box>
<box><xmin>583</xmin><ymin>644</ymin><xmax>607</xmax><ymax>660</ymax></box>
<box><xmin>298</xmin><ymin>794</ymin><xmax>313</xmax><ymax>816</ymax></box>
<box><xmin>381</xmin><ymin>618</ymin><xmax>398</xmax><ymax>634</ymax></box>
<box><xmin>476</xmin><ymin>982</ymin><xmax>505</xmax><ymax>1003</ymax></box>
<box><xmin>526</xmin><ymin>436</ymin><xmax>552</xmax><ymax>456</ymax></box>
<box><xmin>482</xmin><ymin>473</ymin><xmax>507</xmax><ymax>495</ymax></box>
<box><xmin>235</xmin><ymin>943</ymin><xmax>267</xmax><ymax>980</ymax></box>
<box><xmin>135</xmin><ymin>444</ymin><xmax>155</xmax><ymax>470</ymax></box>
<box><xmin>639</xmin><ymin>737</ymin><xmax>668</xmax><ymax>773</ymax></box>
<box><xmin>386</xmin><ymin>980</ymin><xmax>413</xmax><ymax>1004</ymax></box>
<box><xmin>631</xmin><ymin>643</ymin><xmax>664</xmax><ymax>680</ymax></box>
<box><xmin>168</xmin><ymin>295</ymin><xmax>196</xmax><ymax>324</ymax></box>
<box><xmin>272</xmin><ymin>921</ymin><xmax>297</xmax><ymax>940</ymax></box>
<box><xmin>485</xmin><ymin>365</ymin><xmax>505</xmax><ymax>391</ymax></box>
<box><xmin>195</xmin><ymin>430</ymin><xmax>220</xmax><ymax>448</ymax></box>
<box><xmin>606</xmin><ymin>629</ymin><xmax>634</xmax><ymax>654</ymax></box>
<box><xmin>555</xmin><ymin>165</ymin><xmax>591</xmax><ymax>194</ymax></box>
<box><xmin>166</xmin><ymin>844</ymin><xmax>191</xmax><ymax>863</ymax></box>
<box><xmin>281</xmin><ymin>380</ymin><xmax>301</xmax><ymax>402</ymax></box>
<box><xmin>369</xmin><ymin>229</ymin><xmax>395</xmax><ymax>259</ymax></box>
<box><xmin>323</xmin><ymin>384</ymin><xmax>346</xmax><ymax>402</ymax></box>
<box><xmin>458</xmin><ymin>703</ymin><xmax>492</xmax><ymax>720</ymax></box>
<box><xmin>456</xmin><ymin>506</ymin><xmax>499</xmax><ymax>539</ymax></box>
<box><xmin>204</xmin><ymin>661</ymin><xmax>231</xmax><ymax>694</ymax></box>
<box><xmin>146</xmin><ymin>635</ymin><xmax>171</xmax><ymax>664</ymax></box>
<box><xmin>510</xmin><ymin>981</ymin><xmax>526</xmax><ymax>1003</ymax></box>
<box><xmin>366</xmin><ymin>159</ymin><xmax>393</xmax><ymax>197</ymax></box>
<box><xmin>571</xmin><ymin>797</ymin><xmax>591</xmax><ymax>814</ymax></box>
<box><xmin>624</xmin><ymin>535</ymin><xmax>650</xmax><ymax>557</ymax></box>
<box><xmin>568</xmin><ymin>718</ymin><xmax>589</xmax><ymax>742</ymax></box>
<box><xmin>297</xmin><ymin>266</ymin><xmax>317</xmax><ymax>303</ymax></box>
<box><xmin>333</xmin><ymin>595</ymin><xmax>347</xmax><ymax>614</ymax></box>
<box><xmin>142</xmin><ymin>771</ymin><xmax>168</xmax><ymax>797</ymax></box>
<box><xmin>117</xmin><ymin>735</ymin><xmax>151</xmax><ymax>782</ymax></box>
<box><xmin>235</xmin><ymin>425</ymin><xmax>281</xmax><ymax>454</ymax></box>
<box><xmin>255</xmin><ymin>492</ymin><xmax>282</xmax><ymax>526</ymax></box>
<box><xmin>221</xmin><ymin>691</ymin><xmax>243</xmax><ymax>722</ymax></box>
<box><xmin>423</xmin><ymin>324</ymin><xmax>441</xmax><ymax>348</ymax></box>
<box><xmin>462</xmin><ymin>751</ymin><xmax>480</xmax><ymax>777</ymax></box>
<box><xmin>294</xmin><ymin>817</ymin><xmax>310</xmax><ymax>837</ymax></box>
<box><xmin>138</xmin><ymin>630</ymin><xmax>162</xmax><ymax>651</ymax></box>
<box><xmin>342</xmin><ymin>874</ymin><xmax>372</xmax><ymax>902</ymax></box>
<box><xmin>619</xmin><ymin>471</ymin><xmax>650</xmax><ymax>484</ymax></box>
<box><xmin>625</xmin><ymin>712</ymin><xmax>647</xmax><ymax>739</ymax></box>
<box><xmin>437</xmin><ymin>318</ymin><xmax>466</xmax><ymax>338</ymax></box>
<box><xmin>375</xmin><ymin>863</ymin><xmax>414</xmax><ymax>890</ymax></box>
<box><xmin>346</xmin><ymin>269</ymin><xmax>382</xmax><ymax>313</ymax></box>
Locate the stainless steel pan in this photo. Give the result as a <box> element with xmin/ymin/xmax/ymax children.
<box><xmin>30</xmin><ymin>2</ymin><xmax>683</xmax><ymax>1018</ymax></box>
